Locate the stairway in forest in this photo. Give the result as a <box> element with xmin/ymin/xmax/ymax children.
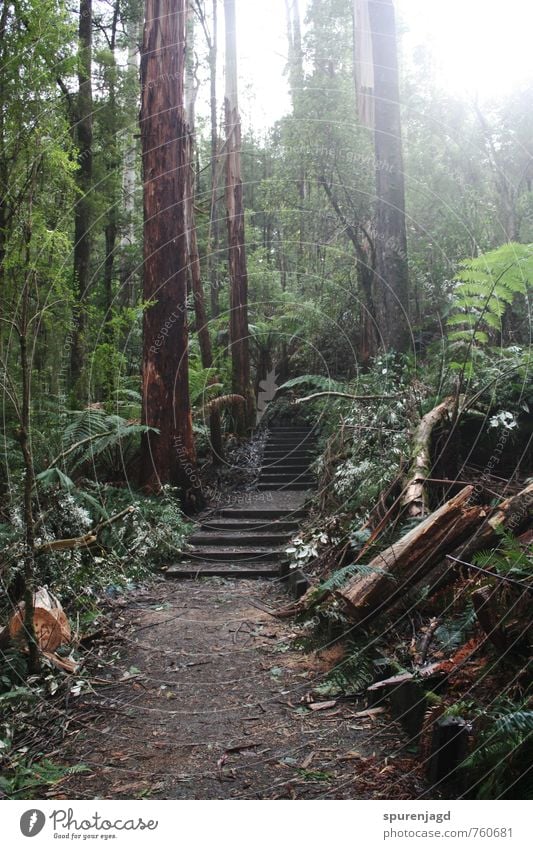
<box><xmin>165</xmin><ymin>426</ymin><xmax>317</xmax><ymax>579</ymax></box>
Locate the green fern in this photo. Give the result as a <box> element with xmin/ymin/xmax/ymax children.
<box><xmin>319</xmin><ymin>564</ymin><xmax>361</xmax><ymax>591</ymax></box>
<box><xmin>314</xmin><ymin>647</ymin><xmax>375</xmax><ymax>697</ymax></box>
<box><xmin>462</xmin><ymin>709</ymin><xmax>533</xmax><ymax>799</ymax></box>
<box><xmin>434</xmin><ymin>603</ymin><xmax>477</xmax><ymax>651</ymax></box>
<box><xmin>473</xmin><ymin>530</ymin><xmax>532</xmax><ymax>582</ymax></box>
<box><xmin>54</xmin><ymin>409</ymin><xmax>155</xmax><ymax>473</ymax></box>
<box><xmin>277</xmin><ymin>374</ymin><xmax>349</xmax><ymax>393</ymax></box>
<box><xmin>188</xmin><ymin>365</ymin><xmax>222</xmax><ymax>407</ymax></box>
<box><xmin>494</xmin><ymin>711</ymin><xmax>533</xmax><ymax>737</ymax></box>
<box><xmin>448</xmin><ymin>242</ymin><xmax>532</xmax><ymax>345</ymax></box>
<box><xmin>318</xmin><ymin>562</ymin><xmax>392</xmax><ymax>595</ymax></box>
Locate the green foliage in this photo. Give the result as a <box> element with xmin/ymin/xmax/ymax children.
<box><xmin>462</xmin><ymin>705</ymin><xmax>533</xmax><ymax>799</ymax></box>
<box><xmin>29</xmin><ymin>484</ymin><xmax>191</xmax><ymax>607</ymax></box>
<box><xmin>434</xmin><ymin>604</ymin><xmax>477</xmax><ymax>652</ymax></box>
<box><xmin>319</xmin><ymin>562</ymin><xmax>392</xmax><ymax>594</ymax></box>
<box><xmin>473</xmin><ymin>529</ymin><xmax>532</xmax><ymax>583</ymax></box>
<box><xmin>278</xmin><ymin>374</ymin><xmax>348</xmax><ymax>394</ymax></box>
<box><xmin>0</xmin><ymin>757</ymin><xmax>89</xmax><ymax>800</ymax></box>
<box><xmin>448</xmin><ymin>243</ymin><xmax>532</xmax><ymax>345</ymax></box>
<box><xmin>314</xmin><ymin>647</ymin><xmax>375</xmax><ymax>697</ymax></box>
<box><xmin>48</xmin><ymin>408</ymin><xmax>156</xmax><ymax>477</ymax></box>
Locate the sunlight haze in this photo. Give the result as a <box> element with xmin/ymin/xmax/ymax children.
<box><xmin>235</xmin><ymin>0</ymin><xmax>533</xmax><ymax>128</ymax></box>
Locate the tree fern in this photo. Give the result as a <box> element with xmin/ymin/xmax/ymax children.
<box><xmin>188</xmin><ymin>365</ymin><xmax>221</xmax><ymax>407</ymax></box>
<box><xmin>448</xmin><ymin>243</ymin><xmax>532</xmax><ymax>346</ymax></box>
<box><xmin>277</xmin><ymin>374</ymin><xmax>349</xmax><ymax>393</ymax></box>
<box><xmin>48</xmin><ymin>409</ymin><xmax>155</xmax><ymax>474</ymax></box>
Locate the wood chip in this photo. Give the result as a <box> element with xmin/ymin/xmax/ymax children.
<box><xmin>338</xmin><ymin>750</ymin><xmax>365</xmax><ymax>761</ymax></box>
<box><xmin>300</xmin><ymin>752</ymin><xmax>314</xmax><ymax>769</ymax></box>
<box><xmin>352</xmin><ymin>707</ymin><xmax>386</xmax><ymax>718</ymax></box>
<box><xmin>308</xmin><ymin>700</ymin><xmax>337</xmax><ymax>711</ymax></box>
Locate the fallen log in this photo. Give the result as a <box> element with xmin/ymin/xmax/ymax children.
<box><xmin>336</xmin><ymin>486</ymin><xmax>481</xmax><ymax>624</ymax></box>
<box><xmin>9</xmin><ymin>587</ymin><xmax>71</xmax><ymax>652</ymax></box>
<box><xmin>452</xmin><ymin>481</ymin><xmax>533</xmax><ymax>561</ymax></box>
<box><xmin>381</xmin><ymin>483</ymin><xmax>533</xmax><ymax>621</ymax></box>
<box><xmin>274</xmin><ymin>484</ymin><xmax>532</xmax><ymax>623</ymax></box>
<box><xmin>34</xmin><ymin>505</ymin><xmax>135</xmax><ymax>555</ymax></box>
<box><xmin>401</xmin><ymin>396</ymin><xmax>457</xmax><ymax>518</ymax></box>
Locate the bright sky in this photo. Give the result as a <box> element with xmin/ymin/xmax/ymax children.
<box><xmin>234</xmin><ymin>0</ymin><xmax>533</xmax><ymax>129</ymax></box>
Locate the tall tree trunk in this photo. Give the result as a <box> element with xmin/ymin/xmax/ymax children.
<box><xmin>19</xmin><ymin>179</ymin><xmax>40</xmax><ymax>673</ymax></box>
<box><xmin>185</xmin><ymin>8</ymin><xmax>223</xmax><ymax>463</ymax></box>
<box><xmin>223</xmin><ymin>0</ymin><xmax>254</xmax><ymax>434</ymax></box>
<box><xmin>140</xmin><ymin>0</ymin><xmax>199</xmax><ymax>508</ymax></box>
<box><xmin>368</xmin><ymin>0</ymin><xmax>409</xmax><ymax>352</ymax></box>
<box><xmin>208</xmin><ymin>0</ymin><xmax>220</xmax><ymax>319</ymax></box>
<box><xmin>103</xmin><ymin>0</ymin><xmax>120</xmax><ymax>345</ymax></box>
<box><xmin>0</xmin><ymin>2</ymin><xmax>8</xmax><ymax>301</ymax></box>
<box><xmin>120</xmin><ymin>13</ymin><xmax>141</xmax><ymax>308</ymax></box>
<box><xmin>70</xmin><ymin>0</ymin><xmax>93</xmax><ymax>393</ymax></box>
<box><xmin>284</xmin><ymin>0</ymin><xmax>305</xmax><ymax>284</ymax></box>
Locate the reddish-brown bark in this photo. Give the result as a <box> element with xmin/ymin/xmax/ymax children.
<box><xmin>184</xmin><ymin>16</ymin><xmax>223</xmax><ymax>464</ymax></box>
<box><xmin>224</xmin><ymin>0</ymin><xmax>254</xmax><ymax>434</ymax></box>
<box><xmin>70</xmin><ymin>0</ymin><xmax>93</xmax><ymax>391</ymax></box>
<box><xmin>368</xmin><ymin>0</ymin><xmax>410</xmax><ymax>353</ymax></box>
<box><xmin>139</xmin><ymin>0</ymin><xmax>199</xmax><ymax>506</ymax></box>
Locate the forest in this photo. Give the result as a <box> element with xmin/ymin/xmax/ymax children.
<box><xmin>0</xmin><ymin>0</ymin><xmax>532</xmax><ymax>803</ymax></box>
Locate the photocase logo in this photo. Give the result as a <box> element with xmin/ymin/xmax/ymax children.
<box><xmin>20</xmin><ymin>810</ymin><xmax>46</xmax><ymax>837</ymax></box>
<box><xmin>256</xmin><ymin>368</ymin><xmax>279</xmax><ymax>425</ymax></box>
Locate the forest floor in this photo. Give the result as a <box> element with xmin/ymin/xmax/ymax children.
<box><xmin>49</xmin><ymin>577</ymin><xmax>430</xmax><ymax>800</ymax></box>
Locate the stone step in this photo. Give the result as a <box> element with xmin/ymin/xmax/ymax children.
<box><xmin>266</xmin><ymin>433</ymin><xmax>316</xmax><ymax>440</ymax></box>
<box><xmin>262</xmin><ymin>450</ymin><xmax>313</xmax><ymax>459</ymax></box>
<box><xmin>179</xmin><ymin>546</ymin><xmax>285</xmax><ymax>562</ymax></box>
<box><xmin>266</xmin><ymin>438</ymin><xmax>316</xmax><ymax>445</ymax></box>
<box><xmin>198</xmin><ymin>518</ymin><xmax>300</xmax><ymax>532</ymax></box>
<box><xmin>260</xmin><ymin>469</ymin><xmax>310</xmax><ymax>477</ymax></box>
<box><xmin>189</xmin><ymin>532</ymin><xmax>291</xmax><ymax>546</ymax></box>
<box><xmin>263</xmin><ymin>442</ymin><xmax>316</xmax><ymax>457</ymax></box>
<box><xmin>256</xmin><ymin>482</ymin><xmax>312</xmax><ymax>491</ymax></box>
<box><xmin>261</xmin><ymin>459</ymin><xmax>311</xmax><ymax>466</ymax></box>
<box><xmin>259</xmin><ymin>474</ymin><xmax>315</xmax><ymax>483</ymax></box>
<box><xmin>267</xmin><ymin>430</ymin><xmax>313</xmax><ymax>436</ymax></box>
<box><xmin>218</xmin><ymin>507</ymin><xmax>306</xmax><ymax>519</ymax></box>
<box><xmin>268</xmin><ymin>426</ymin><xmax>313</xmax><ymax>430</ymax></box>
<box><xmin>165</xmin><ymin>562</ymin><xmax>281</xmax><ymax>579</ymax></box>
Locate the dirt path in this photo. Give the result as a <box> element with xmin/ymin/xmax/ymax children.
<box><xmin>55</xmin><ymin>578</ymin><xmax>427</xmax><ymax>800</ymax></box>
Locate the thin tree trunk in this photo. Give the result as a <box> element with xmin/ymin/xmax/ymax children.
<box><xmin>223</xmin><ymin>0</ymin><xmax>254</xmax><ymax>433</ymax></box>
<box><xmin>140</xmin><ymin>0</ymin><xmax>199</xmax><ymax>508</ymax></box>
<box><xmin>185</xmin><ymin>8</ymin><xmax>223</xmax><ymax>463</ymax></box>
<box><xmin>285</xmin><ymin>0</ymin><xmax>305</xmax><ymax>283</ymax></box>
<box><xmin>208</xmin><ymin>0</ymin><xmax>220</xmax><ymax>318</ymax></box>
<box><xmin>368</xmin><ymin>0</ymin><xmax>409</xmax><ymax>352</ymax></box>
<box><xmin>19</xmin><ymin>180</ymin><xmax>40</xmax><ymax>673</ymax></box>
<box><xmin>70</xmin><ymin>0</ymin><xmax>93</xmax><ymax>392</ymax></box>
<box><xmin>0</xmin><ymin>3</ymin><xmax>8</xmax><ymax>299</ymax></box>
<box><xmin>103</xmin><ymin>221</ymin><xmax>117</xmax><ymax>338</ymax></box>
<box><xmin>120</xmin><ymin>14</ymin><xmax>141</xmax><ymax>308</ymax></box>
<box><xmin>103</xmin><ymin>1</ymin><xmax>120</xmax><ymax>344</ymax></box>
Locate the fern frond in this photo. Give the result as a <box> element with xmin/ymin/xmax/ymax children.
<box><xmin>494</xmin><ymin>711</ymin><xmax>533</xmax><ymax>736</ymax></box>
<box><xmin>203</xmin><ymin>394</ymin><xmax>245</xmax><ymax>414</ymax></box>
<box><xmin>448</xmin><ymin>243</ymin><xmax>532</xmax><ymax>346</ymax></box>
<box><xmin>278</xmin><ymin>374</ymin><xmax>348</xmax><ymax>393</ymax></box>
